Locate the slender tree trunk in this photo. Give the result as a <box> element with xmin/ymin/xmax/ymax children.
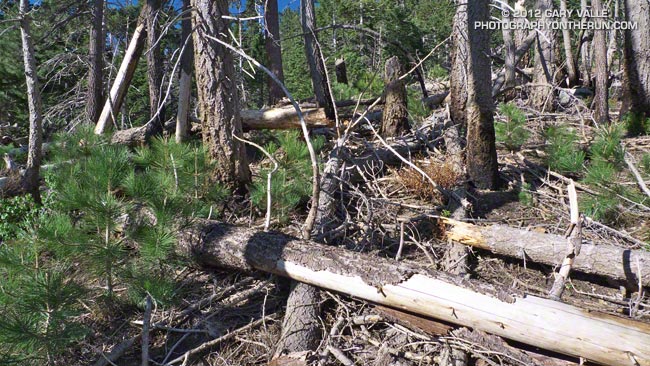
<box><xmin>514</xmin><ymin>0</ymin><xmax>529</xmax><ymax>67</ymax></box>
<box><xmin>381</xmin><ymin>56</ymin><xmax>409</xmax><ymax>137</ymax></box>
<box><xmin>450</xmin><ymin>1</ymin><xmax>468</xmax><ymax>128</ymax></box>
<box><xmin>335</xmin><ymin>58</ymin><xmax>348</xmax><ymax>84</ymax></box>
<box><xmin>502</xmin><ymin>2</ymin><xmax>516</xmax><ymax>90</ymax></box>
<box><xmin>176</xmin><ymin>0</ymin><xmax>193</xmax><ymax>143</ymax></box>
<box><xmin>592</xmin><ymin>0</ymin><xmax>609</xmax><ymax>124</ymax></box>
<box><xmin>265</xmin><ymin>0</ymin><xmax>285</xmax><ymax>106</ymax></box>
<box><xmin>607</xmin><ymin>0</ymin><xmax>619</xmax><ymax>71</ymax></box>
<box><xmin>300</xmin><ymin>0</ymin><xmax>334</xmax><ymax>119</ymax></box>
<box><xmin>621</xmin><ymin>0</ymin><xmax>650</xmax><ymax>118</ymax></box>
<box><xmin>87</xmin><ymin>0</ymin><xmax>105</xmax><ymax>124</ymax></box>
<box><xmin>560</xmin><ymin>0</ymin><xmax>578</xmax><ymax>86</ymax></box>
<box><xmin>145</xmin><ymin>0</ymin><xmax>165</xmax><ymax>134</ymax></box>
<box><xmin>579</xmin><ymin>0</ymin><xmax>592</xmax><ymax>87</ymax></box>
<box><xmin>530</xmin><ymin>0</ymin><xmax>556</xmax><ymax>111</ymax></box>
<box><xmin>466</xmin><ymin>0</ymin><xmax>498</xmax><ymax>190</ymax></box>
<box><xmin>19</xmin><ymin>0</ymin><xmax>43</xmax><ymax>203</ymax></box>
<box><xmin>192</xmin><ymin>0</ymin><xmax>251</xmax><ymax>185</ymax></box>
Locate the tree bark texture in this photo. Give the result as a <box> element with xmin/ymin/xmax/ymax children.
<box><xmin>178</xmin><ymin>221</ymin><xmax>650</xmax><ymax>366</ymax></box>
<box><xmin>192</xmin><ymin>0</ymin><xmax>251</xmax><ymax>185</ymax></box>
<box><xmin>450</xmin><ymin>1</ymin><xmax>468</xmax><ymax>128</ymax></box>
<box><xmin>19</xmin><ymin>0</ymin><xmax>43</xmax><ymax>203</ymax></box>
<box><xmin>300</xmin><ymin>0</ymin><xmax>334</xmax><ymax>119</ymax></box>
<box><xmin>145</xmin><ymin>0</ymin><xmax>165</xmax><ymax>134</ymax></box>
<box><xmin>87</xmin><ymin>0</ymin><xmax>105</xmax><ymax>124</ymax></box>
<box><xmin>560</xmin><ymin>0</ymin><xmax>578</xmax><ymax>86</ymax></box>
<box><xmin>502</xmin><ymin>4</ymin><xmax>516</xmax><ymax>90</ymax></box>
<box><xmin>579</xmin><ymin>0</ymin><xmax>592</xmax><ymax>87</ymax></box>
<box><xmin>621</xmin><ymin>0</ymin><xmax>650</xmax><ymax>118</ymax></box>
<box><xmin>380</xmin><ymin>56</ymin><xmax>409</xmax><ymax>137</ymax></box>
<box><xmin>466</xmin><ymin>0</ymin><xmax>498</xmax><ymax>190</ymax></box>
<box><xmin>265</xmin><ymin>0</ymin><xmax>285</xmax><ymax>106</ymax></box>
<box><xmin>175</xmin><ymin>0</ymin><xmax>193</xmax><ymax>143</ymax></box>
<box><xmin>443</xmin><ymin>217</ymin><xmax>650</xmax><ymax>288</ymax></box>
<box><xmin>530</xmin><ymin>0</ymin><xmax>557</xmax><ymax>111</ymax></box>
<box><xmin>95</xmin><ymin>22</ymin><xmax>146</xmax><ymax>135</ymax></box>
<box><xmin>592</xmin><ymin>0</ymin><xmax>610</xmax><ymax>124</ymax></box>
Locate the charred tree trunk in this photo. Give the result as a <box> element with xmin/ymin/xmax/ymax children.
<box><xmin>145</xmin><ymin>0</ymin><xmax>165</xmax><ymax>134</ymax></box>
<box><xmin>514</xmin><ymin>0</ymin><xmax>529</xmax><ymax>67</ymax></box>
<box><xmin>621</xmin><ymin>0</ymin><xmax>650</xmax><ymax>119</ymax></box>
<box><xmin>300</xmin><ymin>0</ymin><xmax>334</xmax><ymax>120</ymax></box>
<box><xmin>19</xmin><ymin>0</ymin><xmax>43</xmax><ymax>203</ymax></box>
<box><xmin>87</xmin><ymin>0</ymin><xmax>105</xmax><ymax>124</ymax></box>
<box><xmin>264</xmin><ymin>0</ymin><xmax>285</xmax><ymax>106</ymax></box>
<box><xmin>450</xmin><ymin>1</ymin><xmax>468</xmax><ymax>128</ymax></box>
<box><xmin>380</xmin><ymin>56</ymin><xmax>409</xmax><ymax>137</ymax></box>
<box><xmin>592</xmin><ymin>0</ymin><xmax>609</xmax><ymax>124</ymax></box>
<box><xmin>560</xmin><ymin>0</ymin><xmax>578</xmax><ymax>86</ymax></box>
<box><xmin>530</xmin><ymin>0</ymin><xmax>557</xmax><ymax>111</ymax></box>
<box><xmin>176</xmin><ymin>0</ymin><xmax>193</xmax><ymax>143</ymax></box>
<box><xmin>192</xmin><ymin>0</ymin><xmax>251</xmax><ymax>185</ymax></box>
<box><xmin>335</xmin><ymin>58</ymin><xmax>348</xmax><ymax>85</ymax></box>
<box><xmin>466</xmin><ymin>0</ymin><xmax>498</xmax><ymax>190</ymax></box>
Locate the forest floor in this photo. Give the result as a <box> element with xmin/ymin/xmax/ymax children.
<box><xmin>69</xmin><ymin>95</ymin><xmax>650</xmax><ymax>366</ymax></box>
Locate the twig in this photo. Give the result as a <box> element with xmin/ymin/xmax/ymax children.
<box><xmin>549</xmin><ymin>180</ymin><xmax>581</xmax><ymax>301</ymax></box>
<box><xmin>327</xmin><ymin>345</ymin><xmax>354</xmax><ymax>366</ymax></box>
<box><xmin>141</xmin><ymin>295</ymin><xmax>153</xmax><ymax>366</ymax></box>
<box><xmin>624</xmin><ymin>150</ymin><xmax>650</xmax><ymax>199</ymax></box>
<box><xmin>232</xmin><ymin>133</ymin><xmax>279</xmax><ymax>230</ymax></box>
<box><xmin>166</xmin><ymin>314</ymin><xmax>278</xmax><ymax>365</ymax></box>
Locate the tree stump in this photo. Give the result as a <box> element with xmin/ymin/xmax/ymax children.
<box><xmin>335</xmin><ymin>58</ymin><xmax>348</xmax><ymax>84</ymax></box>
<box><xmin>381</xmin><ymin>56</ymin><xmax>409</xmax><ymax>137</ymax></box>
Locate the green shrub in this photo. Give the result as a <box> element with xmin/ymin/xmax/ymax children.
<box><xmin>624</xmin><ymin>112</ymin><xmax>650</xmax><ymax>136</ymax></box>
<box><xmin>496</xmin><ymin>103</ymin><xmax>530</xmax><ymax>151</ymax></box>
<box><xmin>641</xmin><ymin>153</ymin><xmax>650</xmax><ymax>175</ymax></box>
<box><xmin>250</xmin><ymin>131</ymin><xmax>324</xmax><ymax>224</ymax></box>
<box><xmin>544</xmin><ymin>126</ymin><xmax>585</xmax><ymax>174</ymax></box>
<box><xmin>583</xmin><ymin>160</ymin><xmax>617</xmax><ymax>187</ymax></box>
<box><xmin>518</xmin><ymin>182</ymin><xmax>534</xmax><ymax>206</ymax></box>
<box><xmin>581</xmin><ymin>194</ymin><xmax>620</xmax><ymax>224</ymax></box>
<box><xmin>589</xmin><ymin>124</ymin><xmax>624</xmax><ymax>166</ymax></box>
<box><xmin>0</xmin><ymin>195</ymin><xmax>39</xmax><ymax>241</ymax></box>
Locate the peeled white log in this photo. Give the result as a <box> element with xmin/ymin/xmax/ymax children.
<box><xmin>180</xmin><ymin>222</ymin><xmax>650</xmax><ymax>366</ymax></box>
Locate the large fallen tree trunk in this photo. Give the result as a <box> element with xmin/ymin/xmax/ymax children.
<box><xmin>442</xmin><ymin>218</ymin><xmax>650</xmax><ymax>288</ymax></box>
<box><xmin>179</xmin><ymin>221</ymin><xmax>650</xmax><ymax>366</ymax></box>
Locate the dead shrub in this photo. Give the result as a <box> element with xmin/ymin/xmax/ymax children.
<box><xmin>397</xmin><ymin>160</ymin><xmax>462</xmax><ymax>203</ymax></box>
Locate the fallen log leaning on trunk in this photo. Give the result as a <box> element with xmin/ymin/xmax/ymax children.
<box><xmin>442</xmin><ymin>218</ymin><xmax>650</xmax><ymax>288</ymax></box>
<box><xmin>179</xmin><ymin>221</ymin><xmax>650</xmax><ymax>366</ymax></box>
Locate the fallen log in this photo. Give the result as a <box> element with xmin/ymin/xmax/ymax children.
<box><xmin>442</xmin><ymin>217</ymin><xmax>650</xmax><ymax>288</ymax></box>
<box><xmin>179</xmin><ymin>221</ymin><xmax>650</xmax><ymax>366</ymax></box>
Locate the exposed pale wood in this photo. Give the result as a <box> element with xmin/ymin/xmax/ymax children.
<box><xmin>95</xmin><ymin>23</ymin><xmax>146</xmax><ymax>134</ymax></box>
<box><xmin>179</xmin><ymin>221</ymin><xmax>650</xmax><ymax>366</ymax></box>
<box><xmin>442</xmin><ymin>217</ymin><xmax>650</xmax><ymax>287</ymax></box>
<box><xmin>240</xmin><ymin>106</ymin><xmax>331</xmax><ymax>130</ymax></box>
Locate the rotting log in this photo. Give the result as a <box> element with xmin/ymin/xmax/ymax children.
<box><xmin>179</xmin><ymin>221</ymin><xmax>650</xmax><ymax>366</ymax></box>
<box><xmin>95</xmin><ymin>22</ymin><xmax>146</xmax><ymax>135</ymax></box>
<box><xmin>442</xmin><ymin>217</ymin><xmax>650</xmax><ymax>288</ymax></box>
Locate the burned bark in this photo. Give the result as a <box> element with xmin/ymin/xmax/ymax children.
<box><xmin>87</xmin><ymin>0</ymin><xmax>105</xmax><ymax>124</ymax></box>
<box><xmin>380</xmin><ymin>56</ymin><xmax>409</xmax><ymax>137</ymax></box>
<box><xmin>335</xmin><ymin>58</ymin><xmax>348</xmax><ymax>85</ymax></box>
<box><xmin>621</xmin><ymin>0</ymin><xmax>650</xmax><ymax>118</ymax></box>
<box><xmin>192</xmin><ymin>0</ymin><xmax>251</xmax><ymax>185</ymax></box>
<box><xmin>592</xmin><ymin>0</ymin><xmax>609</xmax><ymax>124</ymax></box>
<box><xmin>466</xmin><ymin>0</ymin><xmax>498</xmax><ymax>190</ymax></box>
<box><xmin>19</xmin><ymin>0</ymin><xmax>43</xmax><ymax>203</ymax></box>
<box><xmin>264</xmin><ymin>0</ymin><xmax>285</xmax><ymax>106</ymax></box>
<box><xmin>449</xmin><ymin>1</ymin><xmax>468</xmax><ymax>127</ymax></box>
<box><xmin>175</xmin><ymin>0</ymin><xmax>193</xmax><ymax>143</ymax></box>
<box><xmin>145</xmin><ymin>0</ymin><xmax>165</xmax><ymax>134</ymax></box>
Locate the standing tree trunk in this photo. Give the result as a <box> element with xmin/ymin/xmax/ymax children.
<box><xmin>514</xmin><ymin>0</ymin><xmax>529</xmax><ymax>67</ymax></box>
<box><xmin>87</xmin><ymin>0</ymin><xmax>105</xmax><ymax>124</ymax></box>
<box><xmin>192</xmin><ymin>0</ymin><xmax>251</xmax><ymax>185</ymax></box>
<box><xmin>560</xmin><ymin>0</ymin><xmax>578</xmax><ymax>86</ymax></box>
<box><xmin>530</xmin><ymin>0</ymin><xmax>556</xmax><ymax>111</ymax></box>
<box><xmin>19</xmin><ymin>0</ymin><xmax>43</xmax><ymax>203</ymax></box>
<box><xmin>335</xmin><ymin>58</ymin><xmax>348</xmax><ymax>84</ymax></box>
<box><xmin>621</xmin><ymin>0</ymin><xmax>650</xmax><ymax>118</ymax></box>
<box><xmin>466</xmin><ymin>0</ymin><xmax>498</xmax><ymax>190</ymax></box>
<box><xmin>175</xmin><ymin>0</ymin><xmax>193</xmax><ymax>143</ymax></box>
<box><xmin>579</xmin><ymin>0</ymin><xmax>592</xmax><ymax>87</ymax></box>
<box><xmin>145</xmin><ymin>0</ymin><xmax>165</xmax><ymax>134</ymax></box>
<box><xmin>381</xmin><ymin>56</ymin><xmax>409</xmax><ymax>137</ymax></box>
<box><xmin>502</xmin><ymin>2</ymin><xmax>516</xmax><ymax>90</ymax></box>
<box><xmin>450</xmin><ymin>1</ymin><xmax>468</xmax><ymax>127</ymax></box>
<box><xmin>607</xmin><ymin>0</ymin><xmax>620</xmax><ymax>71</ymax></box>
<box><xmin>592</xmin><ymin>0</ymin><xmax>609</xmax><ymax>124</ymax></box>
<box><xmin>264</xmin><ymin>0</ymin><xmax>285</xmax><ymax>106</ymax></box>
<box><xmin>300</xmin><ymin>0</ymin><xmax>334</xmax><ymax>120</ymax></box>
